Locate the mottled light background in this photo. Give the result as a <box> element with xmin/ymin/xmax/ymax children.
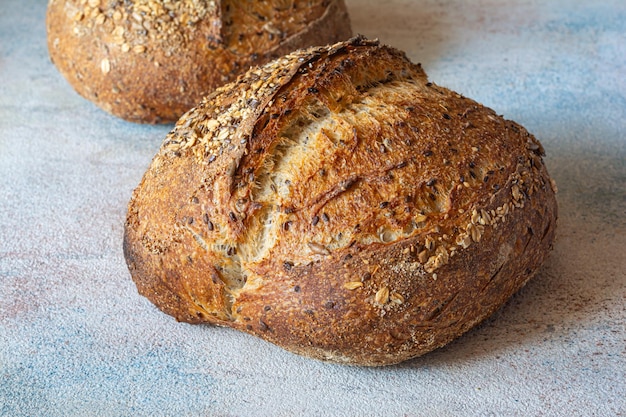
<box><xmin>1</xmin><ymin>0</ymin><xmax>625</xmax><ymax>416</ymax></box>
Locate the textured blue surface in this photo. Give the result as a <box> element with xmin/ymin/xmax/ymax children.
<box><xmin>1</xmin><ymin>0</ymin><xmax>625</xmax><ymax>416</ymax></box>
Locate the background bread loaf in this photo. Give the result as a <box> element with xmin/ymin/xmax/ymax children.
<box><xmin>46</xmin><ymin>0</ymin><xmax>352</xmax><ymax>123</ymax></box>
<box><xmin>123</xmin><ymin>37</ymin><xmax>558</xmax><ymax>366</ymax></box>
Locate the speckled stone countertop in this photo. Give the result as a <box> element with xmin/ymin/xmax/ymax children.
<box><xmin>1</xmin><ymin>1</ymin><xmax>625</xmax><ymax>416</ymax></box>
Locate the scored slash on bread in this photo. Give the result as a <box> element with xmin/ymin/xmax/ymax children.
<box><xmin>123</xmin><ymin>36</ymin><xmax>558</xmax><ymax>366</ymax></box>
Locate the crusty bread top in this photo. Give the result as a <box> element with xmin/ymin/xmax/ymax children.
<box><xmin>124</xmin><ymin>37</ymin><xmax>557</xmax><ymax>365</ymax></box>
<box><xmin>58</xmin><ymin>0</ymin><xmax>331</xmax><ymax>57</ymax></box>
<box><xmin>47</xmin><ymin>0</ymin><xmax>352</xmax><ymax>123</ymax></box>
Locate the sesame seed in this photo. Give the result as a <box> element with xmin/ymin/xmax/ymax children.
<box><xmin>414</xmin><ymin>214</ymin><xmax>427</xmax><ymax>223</ymax></box>
<box><xmin>100</xmin><ymin>58</ymin><xmax>110</xmax><ymax>74</ymax></box>
<box><xmin>375</xmin><ymin>287</ymin><xmax>390</xmax><ymax>305</ymax></box>
<box><xmin>390</xmin><ymin>293</ymin><xmax>404</xmax><ymax>304</ymax></box>
<box><xmin>343</xmin><ymin>281</ymin><xmax>363</xmax><ymax>290</ymax></box>
<box><xmin>512</xmin><ymin>184</ymin><xmax>522</xmax><ymax>201</ymax></box>
<box><xmin>259</xmin><ymin>320</ymin><xmax>268</xmax><ymax>331</ymax></box>
<box><xmin>112</xmin><ymin>26</ymin><xmax>124</xmax><ymax>37</ymax></box>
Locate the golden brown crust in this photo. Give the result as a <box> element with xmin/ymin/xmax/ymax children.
<box><xmin>46</xmin><ymin>0</ymin><xmax>352</xmax><ymax>123</ymax></box>
<box><xmin>123</xmin><ymin>37</ymin><xmax>558</xmax><ymax>365</ymax></box>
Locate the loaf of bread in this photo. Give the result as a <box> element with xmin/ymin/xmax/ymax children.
<box><xmin>123</xmin><ymin>37</ymin><xmax>558</xmax><ymax>366</ymax></box>
<box><xmin>46</xmin><ymin>0</ymin><xmax>352</xmax><ymax>124</ymax></box>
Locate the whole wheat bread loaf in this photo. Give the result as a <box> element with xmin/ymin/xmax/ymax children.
<box><xmin>123</xmin><ymin>37</ymin><xmax>558</xmax><ymax>365</ymax></box>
